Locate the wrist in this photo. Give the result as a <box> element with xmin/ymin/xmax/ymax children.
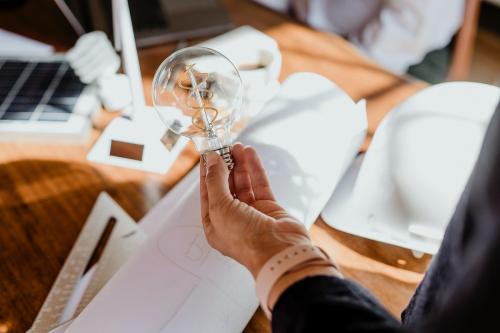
<box><xmin>246</xmin><ymin>245</ymin><xmax>289</xmax><ymax>279</ymax></box>
<box><xmin>255</xmin><ymin>244</ymin><xmax>340</xmax><ymax>318</ymax></box>
<box><xmin>245</xmin><ymin>237</ymin><xmax>313</xmax><ymax>278</ymax></box>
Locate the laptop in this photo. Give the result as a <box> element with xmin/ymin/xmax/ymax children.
<box><xmin>55</xmin><ymin>0</ymin><xmax>234</xmax><ymax>47</ymax></box>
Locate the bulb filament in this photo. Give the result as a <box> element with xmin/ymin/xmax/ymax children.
<box><xmin>177</xmin><ymin>64</ymin><xmax>219</xmax><ymax>134</ymax></box>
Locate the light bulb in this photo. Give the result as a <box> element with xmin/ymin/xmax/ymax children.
<box><xmin>152</xmin><ymin>46</ymin><xmax>243</xmax><ymax>169</ymax></box>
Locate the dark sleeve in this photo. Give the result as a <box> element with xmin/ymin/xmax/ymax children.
<box><xmin>272</xmin><ymin>275</ymin><xmax>407</xmax><ymax>333</ymax></box>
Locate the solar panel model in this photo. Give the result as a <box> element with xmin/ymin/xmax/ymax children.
<box><xmin>0</xmin><ymin>57</ymin><xmax>99</xmax><ymax>143</ymax></box>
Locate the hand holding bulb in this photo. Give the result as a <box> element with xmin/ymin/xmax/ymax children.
<box><xmin>200</xmin><ymin>143</ymin><xmax>339</xmax><ymax>313</ymax></box>
<box><xmin>200</xmin><ymin>143</ymin><xmax>312</xmax><ymax>278</ymax></box>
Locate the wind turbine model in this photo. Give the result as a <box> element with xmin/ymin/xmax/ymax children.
<box><xmin>87</xmin><ymin>0</ymin><xmax>187</xmax><ymax>173</ymax></box>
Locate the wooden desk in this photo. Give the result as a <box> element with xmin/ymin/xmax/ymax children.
<box><xmin>0</xmin><ymin>1</ymin><xmax>429</xmax><ymax>332</ymax></box>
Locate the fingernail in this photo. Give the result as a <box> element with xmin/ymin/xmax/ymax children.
<box><xmin>205</xmin><ymin>151</ymin><xmax>219</xmax><ymax>167</ymax></box>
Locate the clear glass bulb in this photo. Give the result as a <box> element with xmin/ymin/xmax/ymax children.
<box><xmin>152</xmin><ymin>46</ymin><xmax>243</xmax><ymax>169</ymax></box>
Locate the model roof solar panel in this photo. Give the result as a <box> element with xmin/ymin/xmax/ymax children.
<box><xmin>0</xmin><ymin>57</ymin><xmax>99</xmax><ymax>143</ymax></box>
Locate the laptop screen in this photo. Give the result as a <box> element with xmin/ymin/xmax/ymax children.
<box><xmin>56</xmin><ymin>0</ymin><xmax>232</xmax><ymax>47</ymax></box>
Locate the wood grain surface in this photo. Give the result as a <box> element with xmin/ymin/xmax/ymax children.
<box><xmin>0</xmin><ymin>1</ymin><xmax>430</xmax><ymax>332</ymax></box>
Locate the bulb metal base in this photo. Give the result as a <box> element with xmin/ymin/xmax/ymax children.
<box><xmin>202</xmin><ymin>145</ymin><xmax>234</xmax><ymax>170</ymax></box>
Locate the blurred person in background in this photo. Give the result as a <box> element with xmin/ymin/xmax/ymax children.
<box><xmin>254</xmin><ymin>0</ymin><xmax>465</xmax><ymax>82</ymax></box>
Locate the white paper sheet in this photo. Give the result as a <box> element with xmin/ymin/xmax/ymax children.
<box><xmin>0</xmin><ymin>29</ymin><xmax>54</xmax><ymax>57</ymax></box>
<box><xmin>66</xmin><ymin>72</ymin><xmax>367</xmax><ymax>333</ymax></box>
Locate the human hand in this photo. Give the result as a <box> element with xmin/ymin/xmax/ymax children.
<box><xmin>200</xmin><ymin>143</ymin><xmax>312</xmax><ymax>278</ymax></box>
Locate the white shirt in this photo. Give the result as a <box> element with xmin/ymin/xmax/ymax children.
<box><xmin>254</xmin><ymin>0</ymin><xmax>465</xmax><ymax>74</ymax></box>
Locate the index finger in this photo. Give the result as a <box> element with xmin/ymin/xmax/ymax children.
<box><xmin>245</xmin><ymin>146</ymin><xmax>275</xmax><ymax>201</ymax></box>
<box><xmin>232</xmin><ymin>143</ymin><xmax>255</xmax><ymax>204</ymax></box>
<box><xmin>199</xmin><ymin>161</ymin><xmax>211</xmax><ymax>229</ymax></box>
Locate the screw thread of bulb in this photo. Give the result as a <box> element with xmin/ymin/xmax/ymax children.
<box><xmin>203</xmin><ymin>145</ymin><xmax>234</xmax><ymax>170</ymax></box>
<box><xmin>214</xmin><ymin>145</ymin><xmax>234</xmax><ymax>170</ymax></box>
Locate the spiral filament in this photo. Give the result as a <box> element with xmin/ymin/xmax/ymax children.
<box><xmin>177</xmin><ymin>64</ymin><xmax>219</xmax><ymax>132</ymax></box>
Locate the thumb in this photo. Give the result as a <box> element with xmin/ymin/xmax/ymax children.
<box><xmin>204</xmin><ymin>151</ymin><xmax>232</xmax><ymax>202</ymax></box>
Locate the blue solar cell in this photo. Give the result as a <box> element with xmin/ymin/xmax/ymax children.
<box><xmin>1</xmin><ymin>112</ymin><xmax>33</xmax><ymax>121</ymax></box>
<box><xmin>2</xmin><ymin>61</ymin><xmax>29</xmax><ymax>70</ymax></box>
<box><xmin>6</xmin><ymin>103</ymin><xmax>37</xmax><ymax>113</ymax></box>
<box><xmin>49</xmin><ymin>97</ymin><xmax>79</xmax><ymax>105</ymax></box>
<box><xmin>43</xmin><ymin>104</ymin><xmax>73</xmax><ymax>113</ymax></box>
